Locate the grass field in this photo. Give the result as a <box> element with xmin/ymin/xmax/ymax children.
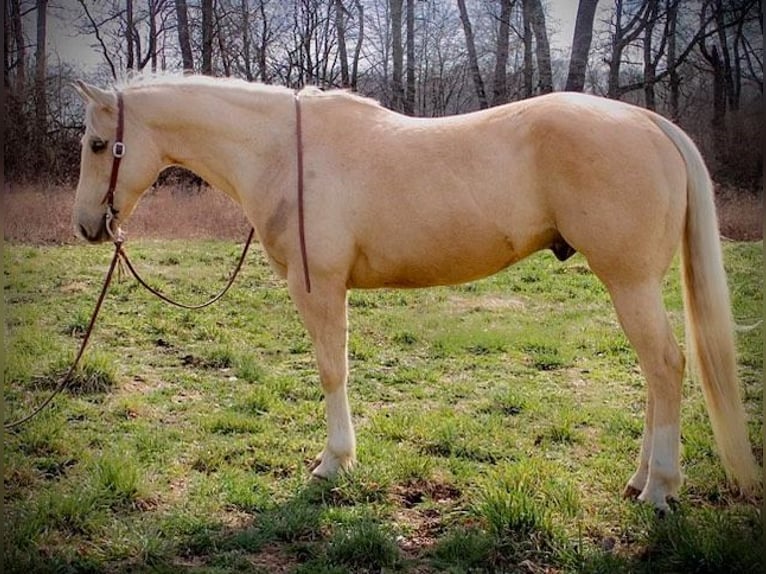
<box><xmin>2</xmin><ymin>233</ymin><xmax>763</xmax><ymax>573</ymax></box>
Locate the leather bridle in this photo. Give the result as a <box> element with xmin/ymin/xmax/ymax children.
<box><xmin>102</xmin><ymin>91</ymin><xmax>126</xmax><ymax>243</ymax></box>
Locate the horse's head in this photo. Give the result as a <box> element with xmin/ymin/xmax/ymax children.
<box><xmin>72</xmin><ymin>81</ymin><xmax>161</xmax><ymax>243</ymax></box>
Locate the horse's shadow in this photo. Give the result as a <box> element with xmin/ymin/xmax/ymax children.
<box><xmin>184</xmin><ymin>475</ymin><xmax>401</xmax><ymax>572</ymax></box>
<box><xmin>173</xmin><ymin>476</ymin><xmax>763</xmax><ymax>573</ymax></box>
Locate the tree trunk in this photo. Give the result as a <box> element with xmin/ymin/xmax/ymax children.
<box><xmin>607</xmin><ymin>0</ymin><xmax>625</xmax><ymax>99</ymax></box>
<box><xmin>709</xmin><ymin>44</ymin><xmax>727</xmax><ymax>163</ymax></box>
<box><xmin>126</xmin><ymin>0</ymin><xmax>135</xmax><ymax>71</ymax></box>
<box><xmin>608</xmin><ymin>0</ymin><xmax>652</xmax><ymax>99</ymax></box>
<box><xmin>351</xmin><ymin>0</ymin><xmax>364</xmax><ymax>89</ymax></box>
<box><xmin>175</xmin><ymin>0</ymin><xmax>194</xmax><ymax>72</ymax></box>
<box><xmin>9</xmin><ymin>0</ymin><xmax>26</xmax><ymax>94</ymax></box>
<box><xmin>335</xmin><ymin>0</ymin><xmax>349</xmax><ymax>87</ymax></box>
<box><xmin>526</xmin><ymin>0</ymin><xmax>552</xmax><ymax>94</ymax></box>
<box><xmin>148</xmin><ymin>0</ymin><xmax>158</xmax><ymax>72</ymax></box>
<box><xmin>404</xmin><ymin>0</ymin><xmax>415</xmax><ymax>114</ymax></box>
<box><xmin>216</xmin><ymin>8</ymin><xmax>230</xmax><ymax>76</ymax></box>
<box><xmin>565</xmin><ymin>0</ymin><xmax>599</xmax><ymax>92</ymax></box>
<box><xmin>493</xmin><ymin>0</ymin><xmax>511</xmax><ymax>105</ymax></box>
<box><xmin>457</xmin><ymin>0</ymin><xmax>488</xmax><ymax>109</ymax></box>
<box><xmin>241</xmin><ymin>0</ymin><xmax>253</xmax><ymax>80</ymax></box>
<box><xmin>202</xmin><ymin>0</ymin><xmax>214</xmax><ymax>75</ymax></box>
<box><xmin>258</xmin><ymin>0</ymin><xmax>269</xmax><ymax>82</ymax></box>
<box><xmin>666</xmin><ymin>0</ymin><xmax>679</xmax><ymax>119</ymax></box>
<box><xmin>522</xmin><ymin>0</ymin><xmax>533</xmax><ymax>98</ymax></box>
<box><xmin>34</xmin><ymin>0</ymin><xmax>48</xmax><ymax>170</ymax></box>
<box><xmin>714</xmin><ymin>0</ymin><xmax>736</xmax><ymax>110</ymax></box>
<box><xmin>3</xmin><ymin>0</ymin><xmax>10</xmax><ymax>89</ymax></box>
<box><xmin>643</xmin><ymin>0</ymin><xmax>658</xmax><ymax>110</ymax></box>
<box><xmin>390</xmin><ymin>0</ymin><xmax>404</xmax><ymax>110</ymax></box>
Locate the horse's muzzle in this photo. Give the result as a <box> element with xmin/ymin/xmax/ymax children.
<box><xmin>76</xmin><ymin>215</ymin><xmax>111</xmax><ymax>244</ymax></box>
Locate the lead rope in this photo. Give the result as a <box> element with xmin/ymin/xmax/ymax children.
<box><xmin>116</xmin><ymin>228</ymin><xmax>254</xmax><ymax>309</ymax></box>
<box><xmin>294</xmin><ymin>93</ymin><xmax>311</xmax><ymax>293</ymax></box>
<box><xmin>4</xmin><ymin>232</ymin><xmax>254</xmax><ymax>430</ymax></box>
<box><xmin>4</xmin><ymin>241</ymin><xmax>123</xmax><ymax>430</ymax></box>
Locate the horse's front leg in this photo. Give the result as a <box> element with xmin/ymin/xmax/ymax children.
<box><xmin>288</xmin><ymin>274</ymin><xmax>356</xmax><ymax>478</ymax></box>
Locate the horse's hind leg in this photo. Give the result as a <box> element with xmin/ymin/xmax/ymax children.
<box><xmin>604</xmin><ymin>279</ymin><xmax>685</xmax><ymax>511</ymax></box>
<box><xmin>288</xmin><ymin>275</ymin><xmax>356</xmax><ymax>478</ymax></box>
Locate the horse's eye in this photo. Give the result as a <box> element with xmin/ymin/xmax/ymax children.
<box><xmin>90</xmin><ymin>139</ymin><xmax>108</xmax><ymax>154</ymax></box>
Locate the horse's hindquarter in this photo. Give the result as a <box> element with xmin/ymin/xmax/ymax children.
<box><xmin>307</xmin><ymin>99</ymin><xmax>557</xmax><ymax>289</ymax></box>
<box><xmin>528</xmin><ymin>94</ymin><xmax>687</xmax><ymax>279</ymax></box>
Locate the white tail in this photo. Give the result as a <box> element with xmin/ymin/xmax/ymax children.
<box><xmin>649</xmin><ymin>113</ymin><xmax>760</xmax><ymax>496</ymax></box>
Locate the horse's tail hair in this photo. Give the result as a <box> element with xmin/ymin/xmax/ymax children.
<box><xmin>649</xmin><ymin>113</ymin><xmax>760</xmax><ymax>497</ymax></box>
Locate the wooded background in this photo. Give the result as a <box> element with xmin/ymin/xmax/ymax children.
<box><xmin>3</xmin><ymin>0</ymin><xmax>763</xmax><ymax>191</ymax></box>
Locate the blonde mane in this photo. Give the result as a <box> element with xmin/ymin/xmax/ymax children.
<box><xmin>115</xmin><ymin>72</ymin><xmax>381</xmax><ymax>109</ymax></box>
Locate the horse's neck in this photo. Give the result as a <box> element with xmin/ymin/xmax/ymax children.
<box><xmin>135</xmin><ymin>84</ymin><xmax>294</xmax><ymax>201</ymax></box>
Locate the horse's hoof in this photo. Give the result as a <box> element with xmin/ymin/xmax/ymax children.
<box><xmin>307</xmin><ymin>448</ymin><xmax>327</xmax><ymax>472</ymax></box>
<box><xmin>622</xmin><ymin>485</ymin><xmax>642</xmax><ymax>500</ymax></box>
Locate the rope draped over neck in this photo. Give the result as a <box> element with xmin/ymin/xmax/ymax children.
<box><xmin>294</xmin><ymin>92</ymin><xmax>311</xmax><ymax>294</ymax></box>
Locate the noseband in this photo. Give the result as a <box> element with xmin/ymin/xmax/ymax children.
<box><xmin>103</xmin><ymin>91</ymin><xmax>126</xmax><ymax>242</ymax></box>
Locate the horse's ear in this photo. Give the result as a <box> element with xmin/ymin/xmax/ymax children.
<box><xmin>72</xmin><ymin>80</ymin><xmax>117</xmax><ymax>111</ymax></box>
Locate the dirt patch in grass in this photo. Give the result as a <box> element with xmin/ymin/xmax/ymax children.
<box><xmin>391</xmin><ymin>479</ymin><xmax>462</xmax><ymax>559</ymax></box>
<box><xmin>245</xmin><ymin>544</ymin><xmax>300</xmax><ymax>573</ymax></box>
<box><xmin>448</xmin><ymin>294</ymin><xmax>526</xmax><ymax>312</ymax></box>
<box><xmin>395</xmin><ymin>507</ymin><xmax>444</xmax><ymax>556</ymax></box>
<box><xmin>391</xmin><ymin>478</ymin><xmax>462</xmax><ymax>508</ymax></box>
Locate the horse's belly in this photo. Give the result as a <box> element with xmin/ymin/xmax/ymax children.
<box><xmin>347</xmin><ymin>235</ymin><xmax>522</xmax><ymax>289</ymax></box>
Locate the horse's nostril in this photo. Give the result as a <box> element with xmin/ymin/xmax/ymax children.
<box><xmin>79</xmin><ymin>224</ymin><xmax>89</xmax><ymax>239</ymax></box>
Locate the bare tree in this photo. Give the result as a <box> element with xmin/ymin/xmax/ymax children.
<box><xmin>494</xmin><ymin>0</ymin><xmax>511</xmax><ymax>104</ymax></box>
<box><xmin>335</xmin><ymin>0</ymin><xmax>350</xmax><ymax>86</ymax></box>
<box><xmin>525</xmin><ymin>0</ymin><xmax>552</xmax><ymax>94</ymax></box>
<box><xmin>457</xmin><ymin>0</ymin><xmax>488</xmax><ymax>108</ymax></box>
<box><xmin>666</xmin><ymin>0</ymin><xmax>680</xmax><ymax>117</ymax></box>
<box><xmin>607</xmin><ymin>0</ymin><xmax>651</xmax><ymax>99</ymax></box>
<box><xmin>642</xmin><ymin>0</ymin><xmax>660</xmax><ymax>110</ymax></box>
<box><xmin>351</xmin><ymin>0</ymin><xmax>364</xmax><ymax>89</ymax></box>
<box><xmin>565</xmin><ymin>0</ymin><xmax>599</xmax><ymax>91</ymax></box>
<box><xmin>7</xmin><ymin>0</ymin><xmax>27</xmax><ymax>94</ymax></box>
<box><xmin>202</xmin><ymin>0</ymin><xmax>214</xmax><ymax>74</ymax></box>
<box><xmin>126</xmin><ymin>0</ymin><xmax>135</xmax><ymax>70</ymax></box>
<box><xmin>175</xmin><ymin>0</ymin><xmax>194</xmax><ymax>71</ymax></box>
<box><xmin>34</xmin><ymin>0</ymin><xmax>48</xmax><ymax>170</ymax></box>
<box><xmin>404</xmin><ymin>0</ymin><xmax>415</xmax><ymax>114</ymax></box>
<box><xmin>390</xmin><ymin>0</ymin><xmax>404</xmax><ymax>110</ymax></box>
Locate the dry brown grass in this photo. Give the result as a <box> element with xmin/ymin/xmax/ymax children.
<box><xmin>2</xmin><ymin>182</ymin><xmax>762</xmax><ymax>245</ymax></box>
<box><xmin>3</xmin><ymin>184</ymin><xmax>250</xmax><ymax>244</ymax></box>
<box><xmin>714</xmin><ymin>184</ymin><xmax>764</xmax><ymax>242</ymax></box>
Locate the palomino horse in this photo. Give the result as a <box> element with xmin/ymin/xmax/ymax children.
<box><xmin>72</xmin><ymin>75</ymin><xmax>759</xmax><ymax>512</ymax></box>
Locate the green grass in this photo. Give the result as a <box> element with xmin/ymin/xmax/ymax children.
<box><xmin>3</xmin><ymin>239</ymin><xmax>763</xmax><ymax>573</ymax></box>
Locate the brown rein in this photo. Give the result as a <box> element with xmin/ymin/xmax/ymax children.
<box><xmin>116</xmin><ymin>228</ymin><xmax>254</xmax><ymax>309</ymax></box>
